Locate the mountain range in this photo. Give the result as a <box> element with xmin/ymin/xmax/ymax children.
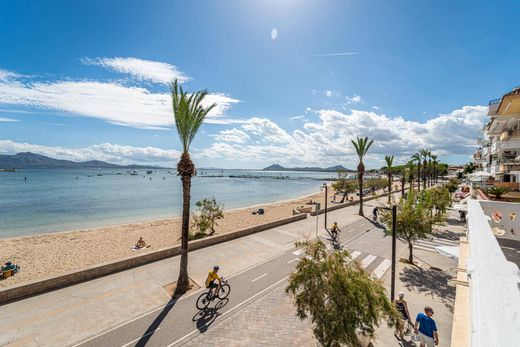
<box><xmin>0</xmin><ymin>152</ymin><xmax>164</xmax><ymax>169</ymax></box>
<box><xmin>262</xmin><ymin>164</ymin><xmax>352</xmax><ymax>172</ymax></box>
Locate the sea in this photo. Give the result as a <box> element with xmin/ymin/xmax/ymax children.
<box><xmin>0</xmin><ymin>168</ymin><xmax>340</xmax><ymax>238</ymax></box>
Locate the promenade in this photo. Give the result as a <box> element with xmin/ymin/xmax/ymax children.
<box><xmin>1</xmin><ymin>192</ymin><xmax>462</xmax><ymax>347</ymax></box>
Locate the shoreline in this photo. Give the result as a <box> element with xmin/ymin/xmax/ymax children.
<box><xmin>0</xmin><ymin>186</ymin><xmax>336</xmax><ymax>287</ymax></box>
<box><xmin>0</xmin><ymin>188</ymin><xmax>323</xmax><ymax>242</ymax></box>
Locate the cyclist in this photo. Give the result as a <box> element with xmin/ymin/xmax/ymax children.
<box><xmin>330</xmin><ymin>222</ymin><xmax>341</xmax><ymax>242</ymax></box>
<box><xmin>205</xmin><ymin>265</ymin><xmax>222</xmax><ymax>299</ymax></box>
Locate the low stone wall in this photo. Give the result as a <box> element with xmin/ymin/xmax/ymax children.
<box><xmin>0</xmin><ymin>213</ymin><xmax>307</xmax><ymax>304</ymax></box>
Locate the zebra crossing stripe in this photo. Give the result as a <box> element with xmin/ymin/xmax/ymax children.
<box><xmin>349</xmin><ymin>251</ymin><xmax>362</xmax><ymax>260</ymax></box>
<box><xmin>372</xmin><ymin>259</ymin><xmax>391</xmax><ymax>280</ymax></box>
<box><xmin>413</xmin><ymin>244</ymin><xmax>437</xmax><ymax>252</ymax></box>
<box><xmin>360</xmin><ymin>255</ymin><xmax>377</xmax><ymax>269</ymax></box>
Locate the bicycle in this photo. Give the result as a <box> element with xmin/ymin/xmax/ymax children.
<box><xmin>196</xmin><ymin>277</ymin><xmax>231</xmax><ymax>310</ymax></box>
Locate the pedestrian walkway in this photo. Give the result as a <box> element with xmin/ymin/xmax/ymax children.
<box><xmin>413</xmin><ymin>237</ymin><xmax>459</xmax><ymax>253</ymax></box>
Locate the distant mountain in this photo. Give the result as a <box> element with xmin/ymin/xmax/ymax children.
<box><xmin>0</xmin><ymin>152</ymin><xmax>165</xmax><ymax>169</ymax></box>
<box><xmin>262</xmin><ymin>164</ymin><xmax>353</xmax><ymax>172</ymax></box>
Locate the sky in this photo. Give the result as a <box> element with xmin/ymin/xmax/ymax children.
<box><xmin>0</xmin><ymin>0</ymin><xmax>519</xmax><ymax>169</ymax></box>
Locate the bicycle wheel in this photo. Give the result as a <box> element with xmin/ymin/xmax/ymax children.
<box><xmin>217</xmin><ymin>283</ymin><xmax>231</xmax><ymax>299</ymax></box>
<box><xmin>196</xmin><ymin>292</ymin><xmax>211</xmax><ymax>310</ymax></box>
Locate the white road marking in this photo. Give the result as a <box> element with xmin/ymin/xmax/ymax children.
<box><xmin>287</xmin><ymin>258</ymin><xmax>299</xmax><ymax>264</ymax></box>
<box><xmin>252</xmin><ymin>273</ymin><xmax>268</xmax><ymax>282</ymax></box>
<box><xmin>346</xmin><ymin>229</ymin><xmax>354</xmax><ymax>233</ymax></box>
<box><xmin>167</xmin><ymin>276</ymin><xmax>289</xmax><ymax>347</ymax></box>
<box><xmin>360</xmin><ymin>255</ymin><xmax>377</xmax><ymax>269</ymax></box>
<box><xmin>349</xmin><ymin>251</ymin><xmax>361</xmax><ymax>260</ymax></box>
<box><xmin>292</xmin><ymin>249</ymin><xmax>304</xmax><ymax>256</ymax></box>
<box><xmin>372</xmin><ymin>259</ymin><xmax>391</xmax><ymax>280</ymax></box>
<box><xmin>120</xmin><ymin>328</ymin><xmax>160</xmax><ymax>347</ymax></box>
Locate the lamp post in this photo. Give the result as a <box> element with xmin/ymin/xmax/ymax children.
<box><xmin>379</xmin><ymin>204</ymin><xmax>398</xmax><ymax>302</ymax></box>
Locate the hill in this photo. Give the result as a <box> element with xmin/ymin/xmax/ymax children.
<box><xmin>0</xmin><ymin>152</ymin><xmax>164</xmax><ymax>169</ymax></box>
<box><xmin>262</xmin><ymin>164</ymin><xmax>352</xmax><ymax>172</ymax></box>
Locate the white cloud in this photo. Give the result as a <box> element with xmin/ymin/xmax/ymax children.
<box><xmin>325</xmin><ymin>90</ymin><xmax>333</xmax><ymax>97</ymax></box>
<box><xmin>0</xmin><ymin>140</ymin><xmax>180</xmax><ymax>165</ymax></box>
<box><xmin>199</xmin><ymin>105</ymin><xmax>487</xmax><ymax>167</ymax></box>
<box><xmin>289</xmin><ymin>115</ymin><xmax>307</xmax><ymax>122</ymax></box>
<box><xmin>0</xmin><ymin>117</ymin><xmax>18</xmax><ymax>122</ymax></box>
<box><xmin>82</xmin><ymin>57</ymin><xmax>189</xmax><ymax>84</ymax></box>
<box><xmin>271</xmin><ymin>28</ymin><xmax>278</xmax><ymax>40</ymax></box>
<box><xmin>346</xmin><ymin>94</ymin><xmax>362</xmax><ymax>104</ymax></box>
<box><xmin>0</xmin><ymin>76</ymin><xmax>239</xmax><ymax>129</ymax></box>
<box><xmin>0</xmin><ymin>69</ymin><xmax>23</xmax><ymax>81</ymax></box>
<box><xmin>214</xmin><ymin>128</ymin><xmax>250</xmax><ymax>143</ymax></box>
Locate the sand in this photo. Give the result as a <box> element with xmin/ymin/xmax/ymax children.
<box><xmin>1</xmin><ymin>187</ymin><xmax>360</xmax><ymax>288</ymax></box>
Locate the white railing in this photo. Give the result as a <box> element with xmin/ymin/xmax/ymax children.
<box><xmin>500</xmin><ymin>140</ymin><xmax>520</xmax><ymax>151</ymax></box>
<box><xmin>467</xmin><ymin>201</ymin><xmax>520</xmax><ymax>346</ymax></box>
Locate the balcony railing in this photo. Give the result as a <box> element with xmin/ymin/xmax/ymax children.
<box><xmin>499</xmin><ymin>129</ymin><xmax>520</xmax><ymax>141</ymax></box>
<box><xmin>500</xmin><ymin>140</ymin><xmax>520</xmax><ymax>151</ymax></box>
<box><xmin>493</xmin><ymin>181</ymin><xmax>519</xmax><ymax>191</ymax></box>
<box><xmin>489</xmin><ymin>98</ymin><xmax>501</xmax><ymax>105</ymax></box>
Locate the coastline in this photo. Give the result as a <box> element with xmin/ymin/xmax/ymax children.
<box><xmin>0</xmin><ymin>186</ymin><xmax>336</xmax><ymax>287</ymax></box>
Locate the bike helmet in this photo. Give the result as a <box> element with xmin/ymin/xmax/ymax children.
<box><xmin>213</xmin><ymin>265</ymin><xmax>220</xmax><ymax>271</ymax></box>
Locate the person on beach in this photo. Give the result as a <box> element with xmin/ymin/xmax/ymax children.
<box><xmin>136</xmin><ymin>237</ymin><xmax>146</xmax><ymax>249</ymax></box>
<box><xmin>414</xmin><ymin>306</ymin><xmax>439</xmax><ymax>346</ymax></box>
<box><xmin>395</xmin><ymin>292</ymin><xmax>412</xmax><ymax>338</ymax></box>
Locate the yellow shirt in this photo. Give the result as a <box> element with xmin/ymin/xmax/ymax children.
<box><xmin>205</xmin><ymin>270</ymin><xmax>221</xmax><ymax>287</ymax></box>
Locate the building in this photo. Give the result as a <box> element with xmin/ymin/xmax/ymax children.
<box><xmin>474</xmin><ymin>86</ymin><xmax>520</xmax><ymax>190</ymax></box>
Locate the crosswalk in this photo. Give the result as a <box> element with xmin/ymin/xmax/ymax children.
<box><xmin>292</xmin><ymin>248</ymin><xmax>391</xmax><ymax>280</ymax></box>
<box><xmin>413</xmin><ymin>237</ymin><xmax>459</xmax><ymax>252</ymax></box>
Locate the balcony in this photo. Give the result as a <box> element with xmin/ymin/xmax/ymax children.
<box><xmin>493</xmin><ymin>181</ymin><xmax>520</xmax><ymax>190</ymax></box>
<box><xmin>488</xmin><ymin>98</ymin><xmax>500</xmax><ymax>116</ymax></box>
<box><xmin>491</xmin><ymin>141</ymin><xmax>501</xmax><ymax>154</ymax></box>
<box><xmin>500</xmin><ymin>140</ymin><xmax>520</xmax><ymax>151</ymax></box>
<box><xmin>499</xmin><ymin>129</ymin><xmax>520</xmax><ymax>141</ymax></box>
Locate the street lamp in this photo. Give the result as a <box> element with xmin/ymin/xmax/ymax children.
<box><xmin>322</xmin><ymin>182</ymin><xmax>328</xmax><ymax>230</ymax></box>
<box><xmin>378</xmin><ymin>205</ymin><xmax>398</xmax><ymax>302</ymax></box>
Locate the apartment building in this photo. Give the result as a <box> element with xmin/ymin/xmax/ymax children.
<box><xmin>474</xmin><ymin>87</ymin><xmax>520</xmax><ymax>190</ymax></box>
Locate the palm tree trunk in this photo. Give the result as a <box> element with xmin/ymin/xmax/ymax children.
<box><xmin>388</xmin><ymin>173</ymin><xmax>392</xmax><ymax>204</ymax></box>
<box><xmin>401</xmin><ymin>176</ymin><xmax>405</xmax><ymax>198</ymax></box>
<box><xmin>175</xmin><ymin>174</ymin><xmax>192</xmax><ymax>295</ymax></box>
<box><xmin>340</xmin><ymin>191</ymin><xmax>348</xmax><ymax>203</ymax></box>
<box><xmin>423</xmin><ymin>162</ymin><xmax>427</xmax><ymax>190</ymax></box>
<box><xmin>417</xmin><ymin>165</ymin><xmax>421</xmax><ymax>192</ymax></box>
<box><xmin>358</xmin><ymin>174</ymin><xmax>364</xmax><ymax>216</ymax></box>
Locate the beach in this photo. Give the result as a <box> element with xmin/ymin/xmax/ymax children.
<box><xmin>1</xmin><ymin>187</ymin><xmax>355</xmax><ymax>288</ymax></box>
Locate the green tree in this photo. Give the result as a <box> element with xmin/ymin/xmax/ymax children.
<box><xmin>429</xmin><ymin>186</ymin><xmax>451</xmax><ymax>216</ymax></box>
<box><xmin>332</xmin><ymin>170</ymin><xmax>357</xmax><ymax>203</ymax></box>
<box><xmin>445</xmin><ymin>178</ymin><xmax>459</xmax><ymax>193</ymax></box>
<box><xmin>384</xmin><ymin>155</ymin><xmax>394</xmax><ymax>204</ymax></box>
<box><xmin>286</xmin><ymin>240</ymin><xmax>400</xmax><ymax>347</ymax></box>
<box><xmin>463</xmin><ymin>162</ymin><xmax>475</xmax><ymax>175</ymax></box>
<box><xmin>171</xmin><ymin>80</ymin><xmax>216</xmax><ymax>295</ymax></box>
<box><xmin>381</xmin><ymin>190</ymin><xmax>437</xmax><ymax>263</ymax></box>
<box><xmin>190</xmin><ymin>198</ymin><xmax>224</xmax><ymax>239</ymax></box>
<box><xmin>420</xmin><ymin>149</ymin><xmax>430</xmax><ymax>190</ymax></box>
<box><xmin>405</xmin><ymin>160</ymin><xmax>416</xmax><ymax>195</ymax></box>
<box><xmin>486</xmin><ymin>186</ymin><xmax>510</xmax><ymax>199</ymax></box>
<box><xmin>431</xmin><ymin>154</ymin><xmax>439</xmax><ymax>185</ymax></box>
<box><xmin>351</xmin><ymin>137</ymin><xmax>374</xmax><ymax>217</ymax></box>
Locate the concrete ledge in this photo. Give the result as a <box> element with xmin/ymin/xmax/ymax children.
<box><xmin>0</xmin><ymin>213</ymin><xmax>307</xmax><ymax>304</ymax></box>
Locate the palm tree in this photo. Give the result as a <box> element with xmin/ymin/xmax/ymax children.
<box><xmin>427</xmin><ymin>151</ymin><xmax>433</xmax><ymax>187</ymax></box>
<box><xmin>384</xmin><ymin>155</ymin><xmax>394</xmax><ymax>204</ymax></box>
<box><xmin>399</xmin><ymin>167</ymin><xmax>407</xmax><ymax>198</ymax></box>
<box><xmin>405</xmin><ymin>160</ymin><xmax>415</xmax><ymax>195</ymax></box>
<box><xmin>351</xmin><ymin>137</ymin><xmax>374</xmax><ymax>217</ymax></box>
<box><xmin>431</xmin><ymin>154</ymin><xmax>438</xmax><ymax>185</ymax></box>
<box><xmin>420</xmin><ymin>149</ymin><xmax>430</xmax><ymax>190</ymax></box>
<box><xmin>411</xmin><ymin>153</ymin><xmax>421</xmax><ymax>192</ymax></box>
<box><xmin>171</xmin><ymin>80</ymin><xmax>216</xmax><ymax>295</ymax></box>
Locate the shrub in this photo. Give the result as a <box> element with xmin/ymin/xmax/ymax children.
<box><xmin>191</xmin><ymin>198</ymin><xmax>224</xmax><ymax>238</ymax></box>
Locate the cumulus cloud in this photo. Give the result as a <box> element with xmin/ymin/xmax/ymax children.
<box><xmin>82</xmin><ymin>57</ymin><xmax>189</xmax><ymax>84</ymax></box>
<box><xmin>0</xmin><ymin>117</ymin><xmax>18</xmax><ymax>122</ymax></box>
<box><xmin>199</xmin><ymin>106</ymin><xmax>487</xmax><ymax>167</ymax></box>
<box><xmin>214</xmin><ymin>128</ymin><xmax>250</xmax><ymax>143</ymax></box>
<box><xmin>0</xmin><ymin>140</ymin><xmax>180</xmax><ymax>164</ymax></box>
<box><xmin>0</xmin><ymin>72</ymin><xmax>239</xmax><ymax>129</ymax></box>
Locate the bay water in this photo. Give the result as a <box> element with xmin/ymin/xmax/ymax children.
<box><xmin>0</xmin><ymin>169</ymin><xmax>337</xmax><ymax>238</ymax></box>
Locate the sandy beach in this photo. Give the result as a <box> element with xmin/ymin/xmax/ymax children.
<box><xmin>1</xmin><ymin>187</ymin><xmax>364</xmax><ymax>288</ymax></box>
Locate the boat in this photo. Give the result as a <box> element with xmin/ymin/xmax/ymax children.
<box><xmin>87</xmin><ymin>174</ymin><xmax>94</xmax><ymax>177</ymax></box>
<box><xmin>146</xmin><ymin>170</ymin><xmax>153</xmax><ymax>174</ymax></box>
<box><xmin>130</xmin><ymin>170</ymin><xmax>139</xmax><ymax>176</ymax></box>
<box><xmin>96</xmin><ymin>173</ymin><xmax>103</xmax><ymax>176</ymax></box>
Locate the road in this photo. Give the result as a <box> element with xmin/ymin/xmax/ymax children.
<box><xmin>76</xmin><ymin>214</ymin><xmax>402</xmax><ymax>347</ymax></box>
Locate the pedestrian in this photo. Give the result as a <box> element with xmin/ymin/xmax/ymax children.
<box><xmin>394</xmin><ymin>292</ymin><xmax>412</xmax><ymax>338</ymax></box>
<box><xmin>372</xmin><ymin>207</ymin><xmax>378</xmax><ymax>222</ymax></box>
<box><xmin>414</xmin><ymin>306</ymin><xmax>439</xmax><ymax>346</ymax></box>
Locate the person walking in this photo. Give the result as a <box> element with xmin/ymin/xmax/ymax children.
<box><xmin>395</xmin><ymin>292</ymin><xmax>412</xmax><ymax>338</ymax></box>
<box><xmin>414</xmin><ymin>306</ymin><xmax>439</xmax><ymax>346</ymax></box>
<box><xmin>372</xmin><ymin>207</ymin><xmax>378</xmax><ymax>222</ymax></box>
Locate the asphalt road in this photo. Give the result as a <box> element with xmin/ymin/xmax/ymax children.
<box><xmin>74</xmin><ymin>217</ymin><xmax>390</xmax><ymax>347</ymax></box>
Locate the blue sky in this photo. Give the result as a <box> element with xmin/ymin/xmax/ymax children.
<box><xmin>0</xmin><ymin>0</ymin><xmax>519</xmax><ymax>168</ymax></box>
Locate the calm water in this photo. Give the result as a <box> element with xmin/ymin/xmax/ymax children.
<box><xmin>0</xmin><ymin>169</ymin><xmax>337</xmax><ymax>238</ymax></box>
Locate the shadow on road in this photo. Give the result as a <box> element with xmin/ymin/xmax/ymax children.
<box><xmin>434</xmin><ymin>229</ymin><xmax>461</xmax><ymax>241</ymax></box>
<box><xmin>399</xmin><ymin>266</ymin><xmax>455</xmax><ymax>312</ymax></box>
<box><xmin>135</xmin><ymin>297</ymin><xmax>177</xmax><ymax>347</ymax></box>
<box><xmin>192</xmin><ymin>298</ymin><xmax>229</xmax><ymax>333</ymax></box>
